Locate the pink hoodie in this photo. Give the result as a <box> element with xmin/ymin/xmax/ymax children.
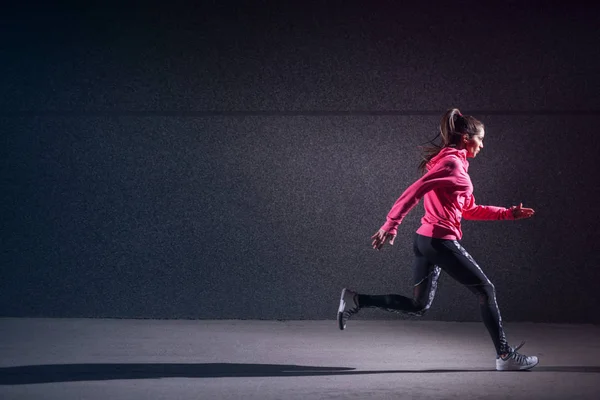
<box><xmin>380</xmin><ymin>147</ymin><xmax>514</xmax><ymax>240</ymax></box>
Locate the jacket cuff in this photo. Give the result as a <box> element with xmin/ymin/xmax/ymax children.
<box><xmin>380</xmin><ymin>220</ymin><xmax>398</xmax><ymax>235</ymax></box>
<box><xmin>504</xmin><ymin>207</ymin><xmax>516</xmax><ymax>220</ymax></box>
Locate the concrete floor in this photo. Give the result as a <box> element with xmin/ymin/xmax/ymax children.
<box><xmin>1</xmin><ymin>318</ymin><xmax>599</xmax><ymax>399</ymax></box>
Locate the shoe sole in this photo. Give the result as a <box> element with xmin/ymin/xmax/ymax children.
<box><xmin>496</xmin><ymin>358</ymin><xmax>540</xmax><ymax>371</ymax></box>
<box><xmin>337</xmin><ymin>288</ymin><xmax>347</xmax><ymax>330</ymax></box>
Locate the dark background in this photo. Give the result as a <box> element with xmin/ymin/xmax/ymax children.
<box><xmin>2</xmin><ymin>1</ymin><xmax>599</xmax><ymax>322</ymax></box>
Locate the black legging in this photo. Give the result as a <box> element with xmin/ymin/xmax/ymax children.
<box><xmin>358</xmin><ymin>233</ymin><xmax>509</xmax><ymax>355</ymax></box>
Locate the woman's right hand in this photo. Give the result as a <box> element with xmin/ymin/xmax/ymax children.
<box><xmin>371</xmin><ymin>228</ymin><xmax>396</xmax><ymax>250</ymax></box>
<box><xmin>510</xmin><ymin>203</ymin><xmax>535</xmax><ymax>220</ymax></box>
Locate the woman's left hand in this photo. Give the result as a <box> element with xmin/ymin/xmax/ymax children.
<box><xmin>511</xmin><ymin>203</ymin><xmax>535</xmax><ymax>219</ymax></box>
<box><xmin>371</xmin><ymin>228</ymin><xmax>396</xmax><ymax>250</ymax></box>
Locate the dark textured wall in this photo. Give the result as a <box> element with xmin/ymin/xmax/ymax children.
<box><xmin>2</xmin><ymin>2</ymin><xmax>600</xmax><ymax>322</ymax></box>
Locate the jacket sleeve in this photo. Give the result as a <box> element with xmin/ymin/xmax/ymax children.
<box><xmin>462</xmin><ymin>194</ymin><xmax>515</xmax><ymax>221</ymax></box>
<box><xmin>380</xmin><ymin>159</ymin><xmax>464</xmax><ymax>235</ymax></box>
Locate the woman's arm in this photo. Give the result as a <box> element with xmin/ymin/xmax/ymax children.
<box><xmin>379</xmin><ymin>158</ymin><xmax>466</xmax><ymax>236</ymax></box>
<box><xmin>463</xmin><ymin>196</ymin><xmax>535</xmax><ymax>221</ymax></box>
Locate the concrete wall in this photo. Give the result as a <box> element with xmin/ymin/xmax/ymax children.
<box><xmin>2</xmin><ymin>1</ymin><xmax>599</xmax><ymax>322</ymax></box>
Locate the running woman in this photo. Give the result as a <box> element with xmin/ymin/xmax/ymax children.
<box><xmin>337</xmin><ymin>108</ymin><xmax>539</xmax><ymax>371</ymax></box>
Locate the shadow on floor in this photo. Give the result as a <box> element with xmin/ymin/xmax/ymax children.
<box><xmin>1</xmin><ymin>363</ymin><xmax>599</xmax><ymax>385</ymax></box>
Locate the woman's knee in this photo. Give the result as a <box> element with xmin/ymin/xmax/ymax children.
<box><xmin>472</xmin><ymin>282</ymin><xmax>496</xmax><ymax>304</ymax></box>
<box><xmin>410</xmin><ymin>299</ymin><xmax>432</xmax><ymax>316</ymax></box>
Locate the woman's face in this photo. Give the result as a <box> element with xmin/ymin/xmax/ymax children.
<box><xmin>466</xmin><ymin>129</ymin><xmax>485</xmax><ymax>158</ymax></box>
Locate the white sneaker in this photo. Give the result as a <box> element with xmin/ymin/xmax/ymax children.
<box><xmin>496</xmin><ymin>341</ymin><xmax>539</xmax><ymax>371</ymax></box>
<box><xmin>337</xmin><ymin>288</ymin><xmax>359</xmax><ymax>330</ymax></box>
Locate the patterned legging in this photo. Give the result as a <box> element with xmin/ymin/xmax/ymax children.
<box><xmin>358</xmin><ymin>233</ymin><xmax>509</xmax><ymax>355</ymax></box>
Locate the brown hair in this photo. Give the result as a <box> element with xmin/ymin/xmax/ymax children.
<box><xmin>418</xmin><ymin>108</ymin><xmax>484</xmax><ymax>173</ymax></box>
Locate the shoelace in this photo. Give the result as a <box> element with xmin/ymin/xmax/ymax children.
<box><xmin>344</xmin><ymin>307</ymin><xmax>358</xmax><ymax>317</ymax></box>
<box><xmin>505</xmin><ymin>341</ymin><xmax>530</xmax><ymax>363</ymax></box>
<box><xmin>344</xmin><ymin>296</ymin><xmax>359</xmax><ymax>316</ymax></box>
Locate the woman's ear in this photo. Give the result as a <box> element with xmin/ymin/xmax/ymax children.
<box><xmin>462</xmin><ymin>134</ymin><xmax>469</xmax><ymax>143</ymax></box>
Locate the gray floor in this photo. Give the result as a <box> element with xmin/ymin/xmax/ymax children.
<box><xmin>1</xmin><ymin>318</ymin><xmax>599</xmax><ymax>399</ymax></box>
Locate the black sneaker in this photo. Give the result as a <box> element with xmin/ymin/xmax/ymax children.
<box><xmin>337</xmin><ymin>288</ymin><xmax>359</xmax><ymax>330</ymax></box>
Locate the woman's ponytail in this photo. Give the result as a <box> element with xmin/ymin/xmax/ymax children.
<box><xmin>418</xmin><ymin>108</ymin><xmax>483</xmax><ymax>173</ymax></box>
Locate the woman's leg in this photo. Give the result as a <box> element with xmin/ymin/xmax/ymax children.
<box><xmin>337</xmin><ymin>235</ymin><xmax>441</xmax><ymax>330</ymax></box>
<box><xmin>356</xmin><ymin>235</ymin><xmax>441</xmax><ymax>316</ymax></box>
<box><xmin>418</xmin><ymin>235</ymin><xmax>509</xmax><ymax>355</ymax></box>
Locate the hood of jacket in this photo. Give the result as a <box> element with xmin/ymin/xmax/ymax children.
<box><xmin>426</xmin><ymin>147</ymin><xmax>469</xmax><ymax>171</ymax></box>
